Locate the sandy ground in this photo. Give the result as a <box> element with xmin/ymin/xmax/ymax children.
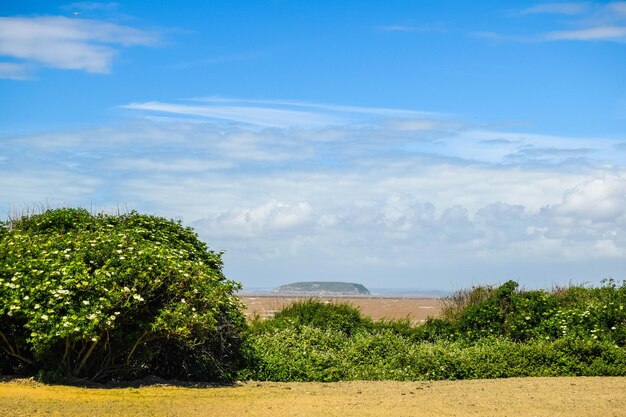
<box><xmin>241</xmin><ymin>295</ymin><xmax>443</xmax><ymax>323</ymax></box>
<box><xmin>1</xmin><ymin>377</ymin><xmax>625</xmax><ymax>416</ymax></box>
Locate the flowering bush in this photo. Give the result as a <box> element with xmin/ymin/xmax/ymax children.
<box><xmin>0</xmin><ymin>208</ymin><xmax>245</xmax><ymax>381</ymax></box>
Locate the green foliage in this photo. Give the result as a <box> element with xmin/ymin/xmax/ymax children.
<box><xmin>241</xmin><ymin>326</ymin><xmax>626</xmax><ymax>382</ymax></box>
<box><xmin>241</xmin><ymin>279</ymin><xmax>626</xmax><ymax>382</ymax></box>
<box><xmin>441</xmin><ymin>284</ymin><xmax>497</xmax><ymax>322</ymax></box>
<box><xmin>0</xmin><ymin>208</ymin><xmax>245</xmax><ymax>381</ymax></box>
<box><xmin>3</xmin><ymin>213</ymin><xmax>624</xmax><ymax>386</ymax></box>
<box><xmin>251</xmin><ymin>299</ymin><xmax>372</xmax><ymax>335</ymax></box>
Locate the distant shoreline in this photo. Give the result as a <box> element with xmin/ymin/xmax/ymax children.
<box><xmin>238</xmin><ymin>292</ymin><xmax>443</xmax><ymax>299</ymax></box>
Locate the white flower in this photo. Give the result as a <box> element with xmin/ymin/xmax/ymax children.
<box><xmin>82</xmin><ymin>300</ymin><xmax>90</xmax><ymax>305</ymax></box>
<box><xmin>41</xmin><ymin>314</ymin><xmax>49</xmax><ymax>321</ymax></box>
<box><xmin>132</xmin><ymin>294</ymin><xmax>144</xmax><ymax>302</ymax></box>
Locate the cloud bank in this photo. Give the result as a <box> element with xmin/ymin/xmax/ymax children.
<box><xmin>2</xmin><ymin>99</ymin><xmax>625</xmax><ymax>289</ymax></box>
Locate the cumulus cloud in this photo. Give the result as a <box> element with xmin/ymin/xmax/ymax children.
<box><xmin>549</xmin><ymin>176</ymin><xmax>626</xmax><ymax>222</ymax></box>
<box><xmin>0</xmin><ymin>16</ymin><xmax>158</xmax><ymax>77</ymax></box>
<box><xmin>196</xmin><ymin>200</ymin><xmax>315</xmax><ymax>239</ymax></box>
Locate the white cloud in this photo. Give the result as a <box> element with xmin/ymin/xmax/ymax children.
<box><xmin>486</xmin><ymin>2</ymin><xmax>626</xmax><ymax>43</ymax></box>
<box><xmin>2</xmin><ymin>100</ymin><xmax>626</xmax><ymax>288</ymax></box>
<box><xmin>192</xmin><ymin>97</ymin><xmax>439</xmax><ymax>119</ymax></box>
<box><xmin>544</xmin><ymin>26</ymin><xmax>626</xmax><ymax>41</ymax></box>
<box><xmin>550</xmin><ymin>176</ymin><xmax>626</xmax><ymax>222</ymax></box>
<box><xmin>197</xmin><ymin>200</ymin><xmax>314</xmax><ymax>239</ymax></box>
<box><xmin>108</xmin><ymin>157</ymin><xmax>235</xmax><ymax>172</ymax></box>
<box><xmin>124</xmin><ymin>98</ymin><xmax>440</xmax><ymax>129</ymax></box>
<box><xmin>122</xmin><ymin>101</ymin><xmax>344</xmax><ymax>128</ymax></box>
<box><xmin>0</xmin><ymin>62</ymin><xmax>30</xmax><ymax>80</ymax></box>
<box><xmin>0</xmin><ymin>170</ymin><xmax>101</xmax><ymax>205</ymax></box>
<box><xmin>0</xmin><ymin>16</ymin><xmax>158</xmax><ymax>76</ymax></box>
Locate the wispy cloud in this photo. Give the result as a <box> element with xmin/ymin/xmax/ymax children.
<box><xmin>122</xmin><ymin>101</ymin><xmax>344</xmax><ymax>128</ymax></box>
<box><xmin>519</xmin><ymin>2</ymin><xmax>590</xmax><ymax>15</ymax></box>
<box><xmin>191</xmin><ymin>97</ymin><xmax>440</xmax><ymax>118</ymax></box>
<box><xmin>483</xmin><ymin>2</ymin><xmax>626</xmax><ymax>43</ymax></box>
<box><xmin>0</xmin><ymin>16</ymin><xmax>158</xmax><ymax>78</ymax></box>
<box><xmin>544</xmin><ymin>26</ymin><xmax>626</xmax><ymax>41</ymax></box>
<box><xmin>122</xmin><ymin>98</ymin><xmax>441</xmax><ymax>128</ymax></box>
<box><xmin>0</xmin><ymin>62</ymin><xmax>30</xmax><ymax>80</ymax></box>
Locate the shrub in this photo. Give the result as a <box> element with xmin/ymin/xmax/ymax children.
<box><xmin>0</xmin><ymin>208</ymin><xmax>245</xmax><ymax>381</ymax></box>
<box><xmin>441</xmin><ymin>284</ymin><xmax>497</xmax><ymax>322</ymax></box>
<box><xmin>240</xmin><ymin>326</ymin><xmax>348</xmax><ymax>382</ymax></box>
<box><xmin>241</xmin><ymin>327</ymin><xmax>626</xmax><ymax>382</ymax></box>
<box><xmin>252</xmin><ymin>299</ymin><xmax>372</xmax><ymax>335</ymax></box>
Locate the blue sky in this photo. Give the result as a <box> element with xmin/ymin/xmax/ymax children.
<box><xmin>1</xmin><ymin>1</ymin><xmax>625</xmax><ymax>291</ymax></box>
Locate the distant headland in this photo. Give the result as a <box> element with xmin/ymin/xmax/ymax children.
<box><xmin>273</xmin><ymin>281</ymin><xmax>371</xmax><ymax>296</ymax></box>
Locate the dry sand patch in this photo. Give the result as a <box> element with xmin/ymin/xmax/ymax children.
<box><xmin>0</xmin><ymin>377</ymin><xmax>625</xmax><ymax>416</ymax></box>
<box><xmin>241</xmin><ymin>295</ymin><xmax>443</xmax><ymax>323</ymax></box>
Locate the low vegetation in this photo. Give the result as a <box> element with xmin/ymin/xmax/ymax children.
<box><xmin>242</xmin><ymin>280</ymin><xmax>626</xmax><ymax>381</ymax></box>
<box><xmin>1</xmin><ymin>208</ymin><xmax>625</xmax><ymax>384</ymax></box>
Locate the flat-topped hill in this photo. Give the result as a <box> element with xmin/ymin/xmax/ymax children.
<box><xmin>273</xmin><ymin>281</ymin><xmax>370</xmax><ymax>296</ymax></box>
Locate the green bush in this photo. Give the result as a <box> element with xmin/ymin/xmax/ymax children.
<box><xmin>241</xmin><ymin>326</ymin><xmax>626</xmax><ymax>382</ymax></box>
<box><xmin>441</xmin><ymin>284</ymin><xmax>497</xmax><ymax>322</ymax></box>
<box><xmin>447</xmin><ymin>280</ymin><xmax>626</xmax><ymax>345</ymax></box>
<box><xmin>240</xmin><ymin>325</ymin><xmax>349</xmax><ymax>382</ymax></box>
<box><xmin>251</xmin><ymin>299</ymin><xmax>372</xmax><ymax>335</ymax></box>
<box><xmin>241</xmin><ymin>280</ymin><xmax>626</xmax><ymax>382</ymax></box>
<box><xmin>0</xmin><ymin>208</ymin><xmax>245</xmax><ymax>381</ymax></box>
